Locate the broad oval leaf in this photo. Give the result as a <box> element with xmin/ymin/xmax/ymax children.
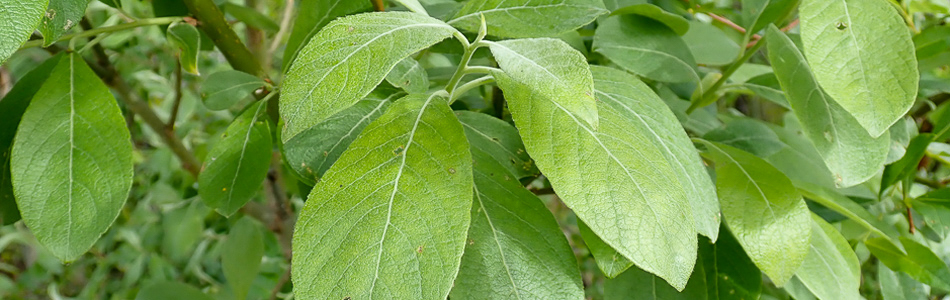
<box><xmin>11</xmin><ymin>54</ymin><xmax>134</xmax><ymax>262</ymax></box>
<box><xmin>451</xmin><ymin>143</ymin><xmax>583</xmax><ymax>299</ymax></box>
<box><xmin>222</xmin><ymin>217</ymin><xmax>264</xmax><ymax>300</ymax></box>
<box><xmin>135</xmin><ymin>281</ymin><xmax>214</xmax><ymax>300</ymax></box>
<box><xmin>291</xmin><ymin>94</ymin><xmax>473</xmax><ymax>299</ymax></box>
<box><xmin>594</xmin><ymin>14</ymin><xmax>699</xmax><ymax>83</ymax></box>
<box><xmin>766</xmin><ymin>26</ymin><xmax>889</xmax><ymax>188</ymax></box>
<box><xmin>282</xmin><ymin>0</ymin><xmax>372</xmax><ymax>72</ymax></box>
<box><xmin>611</xmin><ymin>4</ymin><xmax>689</xmax><ymax>35</ymax></box>
<box><xmin>198</xmin><ymin>101</ymin><xmax>272</xmax><ymax>217</ymax></box>
<box><xmin>799</xmin><ymin>0</ymin><xmax>918</xmax><ymax>137</ymax></box>
<box><xmin>795</xmin><ymin>214</ymin><xmax>861</xmax><ymax>300</ymax></box>
<box><xmin>200</xmin><ymin>70</ymin><xmax>267</xmax><ymax>111</ymax></box>
<box><xmin>167</xmin><ymin>22</ymin><xmax>201</xmax><ymax>75</ymax></box>
<box><xmin>456</xmin><ymin>111</ymin><xmax>538</xmax><ymax>179</ymax></box>
<box><xmin>280</xmin><ymin>12</ymin><xmax>458</xmax><ymax>142</ymax></box>
<box><xmin>0</xmin><ymin>0</ymin><xmax>48</xmax><ymax>64</ymax></box>
<box><xmin>496</xmin><ymin>71</ymin><xmax>697</xmax><ymax>290</ymax></box>
<box><xmin>592</xmin><ymin>66</ymin><xmax>719</xmax><ymax>241</ymax></box>
<box><xmin>866</xmin><ymin>237</ymin><xmax>950</xmax><ymax>291</ymax></box>
<box><xmin>0</xmin><ymin>53</ymin><xmax>62</xmax><ymax>226</ymax></box>
<box><xmin>488</xmin><ymin>38</ymin><xmax>598</xmax><ymax>128</ymax></box>
<box><xmin>386</xmin><ymin>57</ymin><xmax>429</xmax><ymax>94</ymax></box>
<box><xmin>38</xmin><ymin>0</ymin><xmax>87</xmax><ymax>46</ymax></box>
<box><xmin>449</xmin><ymin>0</ymin><xmax>607</xmax><ymax>38</ymax></box>
<box><xmin>284</xmin><ymin>96</ymin><xmax>393</xmax><ymax>184</ymax></box>
<box><xmin>695</xmin><ymin>140</ymin><xmax>811</xmax><ymax>286</ymax></box>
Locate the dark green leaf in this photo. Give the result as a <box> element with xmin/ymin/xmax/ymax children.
<box><xmin>604</xmin><ymin>259</ymin><xmax>707</xmax><ymax>300</ymax></box>
<box><xmin>455</xmin><ymin>111</ymin><xmax>537</xmax><ymax>180</ymax></box>
<box><xmin>449</xmin><ymin>0</ymin><xmax>607</xmax><ymax>38</ymax></box>
<box><xmin>38</xmin><ymin>0</ymin><xmax>88</xmax><ymax>46</ymax></box>
<box><xmin>741</xmin><ymin>0</ymin><xmax>800</xmax><ymax>36</ymax></box>
<box><xmin>881</xmin><ymin>134</ymin><xmax>934</xmax><ymax>194</ymax></box>
<box><xmin>222</xmin><ymin>217</ymin><xmax>264</xmax><ymax>300</ymax></box>
<box><xmin>199</xmin><ymin>70</ymin><xmax>267</xmax><ymax>111</ymax></box>
<box><xmin>703</xmin><ymin>227</ymin><xmax>762</xmax><ymax>300</ymax></box>
<box><xmin>703</xmin><ymin>119</ymin><xmax>785</xmax><ymax>157</ymax></box>
<box><xmin>611</xmin><ymin>4</ymin><xmax>689</xmax><ymax>35</ymax></box>
<box><xmin>282</xmin><ymin>0</ymin><xmax>373</xmax><ymax>72</ymax></box>
<box><xmin>135</xmin><ymin>281</ymin><xmax>214</xmax><ymax>300</ymax></box>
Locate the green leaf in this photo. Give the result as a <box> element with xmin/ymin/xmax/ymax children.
<box><xmin>284</xmin><ymin>96</ymin><xmax>393</xmax><ymax>184</ymax></box>
<box><xmin>611</xmin><ymin>4</ymin><xmax>689</xmax><ymax>35</ymax></box>
<box><xmin>11</xmin><ymin>53</ymin><xmax>134</xmax><ymax>262</ymax></box>
<box><xmin>795</xmin><ymin>180</ymin><xmax>899</xmax><ymax>239</ymax></box>
<box><xmin>604</xmin><ymin>260</ymin><xmax>707</xmax><ymax>300</ymax></box>
<box><xmin>291</xmin><ymin>94</ymin><xmax>473</xmax><ymax>299</ymax></box>
<box><xmin>593</xmin><ymin>14</ymin><xmax>699</xmax><ymax>83</ymax></box>
<box><xmin>703</xmin><ymin>119</ymin><xmax>786</xmax><ymax>158</ymax></box>
<box><xmin>223</xmin><ymin>3</ymin><xmax>280</xmax><ymax>32</ymax></box>
<box><xmin>866</xmin><ymin>236</ymin><xmax>950</xmax><ymax>291</ymax></box>
<box><xmin>162</xmin><ymin>199</ymin><xmax>208</xmax><ymax>263</ymax></box>
<box><xmin>450</xmin><ymin>141</ymin><xmax>583</xmax><ymax>299</ymax></box>
<box><xmin>386</xmin><ymin>57</ymin><xmax>429</xmax><ymax>93</ymax></box>
<box><xmin>695</xmin><ymin>140</ymin><xmax>811</xmax><ymax>286</ymax></box>
<box><xmin>914</xmin><ymin>188</ymin><xmax>950</xmax><ymax>237</ymax></box>
<box><xmin>167</xmin><ymin>22</ymin><xmax>202</xmax><ymax>75</ymax></box>
<box><xmin>741</xmin><ymin>0</ymin><xmax>800</xmax><ymax>36</ymax></box>
<box><xmin>394</xmin><ymin>0</ymin><xmax>428</xmax><ymax>15</ymax></box>
<box><xmin>578</xmin><ymin>220</ymin><xmax>632</xmax><ymax>278</ymax></box>
<box><xmin>198</xmin><ymin>101</ymin><xmax>272</xmax><ymax>217</ymax></box>
<box><xmin>765</xmin><ymin>26</ymin><xmax>890</xmax><ymax>187</ymax></box>
<box><xmin>496</xmin><ymin>71</ymin><xmax>697</xmax><ymax>290</ymax></box>
<box><xmin>0</xmin><ymin>53</ymin><xmax>62</xmax><ymax>226</ymax></box>
<box><xmin>488</xmin><ymin>38</ymin><xmax>598</xmax><ymax>129</ymax></box>
<box><xmin>135</xmin><ymin>281</ymin><xmax>214</xmax><ymax>300</ymax></box>
<box><xmin>799</xmin><ymin>0</ymin><xmax>919</xmax><ymax>137</ymax></box>
<box><xmin>222</xmin><ymin>217</ymin><xmax>264</xmax><ymax>300</ymax></box>
<box><xmin>280</xmin><ymin>12</ymin><xmax>457</xmax><ymax>142</ymax></box>
<box><xmin>881</xmin><ymin>134</ymin><xmax>934</xmax><ymax>194</ymax></box>
<box><xmin>0</xmin><ymin>0</ymin><xmax>48</xmax><ymax>64</ymax></box>
<box><xmin>38</xmin><ymin>0</ymin><xmax>88</xmax><ymax>46</ymax></box>
<box><xmin>682</xmin><ymin>21</ymin><xmax>741</xmax><ymax>66</ymax></box>
<box><xmin>702</xmin><ymin>227</ymin><xmax>762</xmax><ymax>299</ymax></box>
<box><xmin>794</xmin><ymin>214</ymin><xmax>861</xmax><ymax>300</ymax></box>
<box><xmin>455</xmin><ymin>111</ymin><xmax>538</xmax><ymax>180</ymax></box>
<box><xmin>762</xmin><ymin>122</ymin><xmax>837</xmax><ymax>189</ymax></box>
<box><xmin>592</xmin><ymin>66</ymin><xmax>719</xmax><ymax>241</ymax></box>
<box><xmin>449</xmin><ymin>0</ymin><xmax>607</xmax><ymax>38</ymax></box>
<box><xmin>879</xmin><ymin>263</ymin><xmax>929</xmax><ymax>300</ymax></box>
<box><xmin>199</xmin><ymin>70</ymin><xmax>267</xmax><ymax>111</ymax></box>
<box><xmin>282</xmin><ymin>0</ymin><xmax>372</xmax><ymax>72</ymax></box>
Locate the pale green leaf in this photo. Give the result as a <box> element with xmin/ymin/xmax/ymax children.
<box><xmin>135</xmin><ymin>281</ymin><xmax>214</xmax><ymax>300</ymax></box>
<box><xmin>222</xmin><ymin>217</ymin><xmax>264</xmax><ymax>300</ymax></box>
<box><xmin>488</xmin><ymin>38</ymin><xmax>598</xmax><ymax>128</ymax></box>
<box><xmin>611</xmin><ymin>4</ymin><xmax>689</xmax><ymax>35</ymax></box>
<box><xmin>282</xmin><ymin>0</ymin><xmax>372</xmax><ymax>71</ymax></box>
<box><xmin>766</xmin><ymin>26</ymin><xmax>889</xmax><ymax>188</ymax></box>
<box><xmin>11</xmin><ymin>53</ymin><xmax>134</xmax><ymax>262</ymax></box>
<box><xmin>291</xmin><ymin>94</ymin><xmax>473</xmax><ymax>299</ymax></box>
<box><xmin>386</xmin><ymin>57</ymin><xmax>429</xmax><ymax>93</ymax></box>
<box><xmin>592</xmin><ymin>66</ymin><xmax>719</xmax><ymax>241</ymax></box>
<box><xmin>603</xmin><ymin>0</ymin><xmax>645</xmax><ymax>11</ymax></box>
<box><xmin>578</xmin><ymin>220</ymin><xmax>632</xmax><ymax>278</ymax></box>
<box><xmin>167</xmin><ymin>22</ymin><xmax>202</xmax><ymax>75</ymax></box>
<box><xmin>794</xmin><ymin>214</ymin><xmax>861</xmax><ymax>300</ymax></box>
<box><xmin>451</xmin><ymin>145</ymin><xmax>583</xmax><ymax>299</ymax></box>
<box><xmin>799</xmin><ymin>0</ymin><xmax>919</xmax><ymax>137</ymax></box>
<box><xmin>38</xmin><ymin>0</ymin><xmax>87</xmax><ymax>46</ymax></box>
<box><xmin>449</xmin><ymin>0</ymin><xmax>607</xmax><ymax>38</ymax></box>
<box><xmin>284</xmin><ymin>96</ymin><xmax>393</xmax><ymax>184</ymax></box>
<box><xmin>866</xmin><ymin>237</ymin><xmax>950</xmax><ymax>291</ymax></box>
<box><xmin>683</xmin><ymin>21</ymin><xmax>740</xmax><ymax>66</ymax></box>
<box><xmin>455</xmin><ymin>111</ymin><xmax>537</xmax><ymax>180</ymax></box>
<box><xmin>199</xmin><ymin>70</ymin><xmax>267</xmax><ymax>111</ymax></box>
<box><xmin>695</xmin><ymin>140</ymin><xmax>811</xmax><ymax>286</ymax></box>
<box><xmin>198</xmin><ymin>102</ymin><xmax>271</xmax><ymax>217</ymax></box>
<box><xmin>795</xmin><ymin>180</ymin><xmax>899</xmax><ymax>239</ymax></box>
<box><xmin>762</xmin><ymin>119</ymin><xmax>837</xmax><ymax>189</ymax></box>
<box><xmin>879</xmin><ymin>263</ymin><xmax>929</xmax><ymax>300</ymax></box>
<box><xmin>594</xmin><ymin>14</ymin><xmax>699</xmax><ymax>83</ymax></box>
<box><xmin>0</xmin><ymin>0</ymin><xmax>48</xmax><ymax>64</ymax></box>
<box><xmin>496</xmin><ymin>71</ymin><xmax>697</xmax><ymax>290</ymax></box>
<box><xmin>394</xmin><ymin>0</ymin><xmax>428</xmax><ymax>15</ymax></box>
<box><xmin>280</xmin><ymin>12</ymin><xmax>457</xmax><ymax>142</ymax></box>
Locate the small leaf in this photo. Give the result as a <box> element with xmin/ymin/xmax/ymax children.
<box><xmin>223</xmin><ymin>3</ymin><xmax>280</xmax><ymax>32</ymax></box>
<box><xmin>222</xmin><ymin>217</ymin><xmax>264</xmax><ymax>300</ymax></box>
<box><xmin>200</xmin><ymin>70</ymin><xmax>266</xmax><ymax>111</ymax></box>
<box><xmin>611</xmin><ymin>4</ymin><xmax>689</xmax><ymax>35</ymax></box>
<box><xmin>682</xmin><ymin>21</ymin><xmax>741</xmax><ymax>66</ymax></box>
<box><xmin>866</xmin><ymin>236</ymin><xmax>950</xmax><ymax>291</ymax></box>
<box><xmin>766</xmin><ymin>26</ymin><xmax>889</xmax><ymax>188</ymax></box>
<box><xmin>167</xmin><ymin>22</ymin><xmax>201</xmax><ymax>75</ymax></box>
<box><xmin>38</xmin><ymin>0</ymin><xmax>87</xmax><ymax>46</ymax></box>
<box><xmin>11</xmin><ymin>53</ymin><xmax>134</xmax><ymax>262</ymax></box>
<box><xmin>799</xmin><ymin>0</ymin><xmax>919</xmax><ymax>137</ymax></box>
<box><xmin>386</xmin><ymin>57</ymin><xmax>429</xmax><ymax>93</ymax></box>
<box><xmin>291</xmin><ymin>94</ymin><xmax>473</xmax><ymax>299</ymax></box>
<box><xmin>488</xmin><ymin>38</ymin><xmax>599</xmax><ymax>128</ymax></box>
<box><xmin>449</xmin><ymin>0</ymin><xmax>607</xmax><ymax>38</ymax></box>
<box><xmin>594</xmin><ymin>14</ymin><xmax>699</xmax><ymax>83</ymax></box>
<box><xmin>695</xmin><ymin>140</ymin><xmax>811</xmax><ymax>286</ymax></box>
<box><xmin>881</xmin><ymin>134</ymin><xmax>934</xmax><ymax>194</ymax></box>
<box><xmin>0</xmin><ymin>53</ymin><xmax>62</xmax><ymax>225</ymax></box>
<box><xmin>0</xmin><ymin>0</ymin><xmax>48</xmax><ymax>64</ymax></box>
<box><xmin>455</xmin><ymin>111</ymin><xmax>538</xmax><ymax>180</ymax></box>
<box><xmin>280</xmin><ymin>12</ymin><xmax>458</xmax><ymax>142</ymax></box>
<box><xmin>578</xmin><ymin>220</ymin><xmax>632</xmax><ymax>278</ymax></box>
<box><xmin>282</xmin><ymin>0</ymin><xmax>372</xmax><ymax>72</ymax></box>
<box><xmin>794</xmin><ymin>214</ymin><xmax>861</xmax><ymax>300</ymax></box>
<box><xmin>284</xmin><ymin>96</ymin><xmax>393</xmax><ymax>184</ymax></box>
<box><xmin>393</xmin><ymin>0</ymin><xmax>428</xmax><ymax>15</ymax></box>
<box><xmin>135</xmin><ymin>281</ymin><xmax>214</xmax><ymax>300</ymax></box>
<box><xmin>198</xmin><ymin>101</ymin><xmax>272</xmax><ymax>217</ymax></box>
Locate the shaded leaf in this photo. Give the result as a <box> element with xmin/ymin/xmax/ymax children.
<box><xmin>604</xmin><ymin>260</ymin><xmax>707</xmax><ymax>300</ymax></box>
<box><xmin>38</xmin><ymin>0</ymin><xmax>87</xmax><ymax>46</ymax></box>
<box><xmin>704</xmin><ymin>119</ymin><xmax>785</xmax><ymax>158</ymax></box>
<box><xmin>224</xmin><ymin>3</ymin><xmax>280</xmax><ymax>32</ymax></box>
<box><xmin>879</xmin><ymin>263</ymin><xmax>929</xmax><ymax>300</ymax></box>
<box><xmin>702</xmin><ymin>227</ymin><xmax>762</xmax><ymax>300</ymax></box>
<box><xmin>222</xmin><ymin>217</ymin><xmax>264</xmax><ymax>300</ymax></box>
<box><xmin>394</xmin><ymin>0</ymin><xmax>428</xmax><ymax>15</ymax></box>
<box><xmin>455</xmin><ymin>111</ymin><xmax>537</xmax><ymax>180</ymax></box>
<box><xmin>611</xmin><ymin>3</ymin><xmax>689</xmax><ymax>35</ymax></box>
<box><xmin>866</xmin><ymin>237</ymin><xmax>950</xmax><ymax>292</ymax></box>
<box><xmin>200</xmin><ymin>70</ymin><xmax>267</xmax><ymax>111</ymax></box>
<box><xmin>449</xmin><ymin>0</ymin><xmax>607</xmax><ymax>38</ymax></box>
<box><xmin>741</xmin><ymin>0</ymin><xmax>800</xmax><ymax>36</ymax></box>
<box><xmin>594</xmin><ymin>14</ymin><xmax>698</xmax><ymax>83</ymax></box>
<box><xmin>135</xmin><ymin>281</ymin><xmax>214</xmax><ymax>300</ymax></box>
<box><xmin>881</xmin><ymin>134</ymin><xmax>934</xmax><ymax>194</ymax></box>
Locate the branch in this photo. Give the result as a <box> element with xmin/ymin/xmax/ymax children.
<box><xmin>182</xmin><ymin>0</ymin><xmax>266</xmax><ymax>78</ymax></box>
<box><xmin>168</xmin><ymin>60</ymin><xmax>184</xmax><ymax>129</ymax></box>
<box><xmin>372</xmin><ymin>0</ymin><xmax>385</xmax><ymax>11</ymax></box>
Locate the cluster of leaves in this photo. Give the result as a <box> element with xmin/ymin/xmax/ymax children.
<box><xmin>2</xmin><ymin>0</ymin><xmax>950</xmax><ymax>299</ymax></box>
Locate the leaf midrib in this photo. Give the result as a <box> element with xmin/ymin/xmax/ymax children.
<box><xmin>225</xmin><ymin>103</ymin><xmax>266</xmax><ymax>209</ymax></box>
<box><xmin>473</xmin><ymin>184</ymin><xmax>523</xmax><ymax>299</ymax></box>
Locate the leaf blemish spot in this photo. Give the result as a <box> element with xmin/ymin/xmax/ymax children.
<box><xmin>835</xmin><ymin>22</ymin><xmax>848</xmax><ymax>30</ymax></box>
<box><xmin>417</xmin><ymin>245</ymin><xmax>424</xmax><ymax>253</ymax></box>
<box><xmin>448</xmin><ymin>168</ymin><xmax>456</xmax><ymax>174</ymax></box>
<box><xmin>393</xmin><ymin>145</ymin><xmax>405</xmax><ymax>155</ymax></box>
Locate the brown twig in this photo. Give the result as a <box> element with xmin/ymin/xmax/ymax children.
<box><xmin>907</xmin><ymin>207</ymin><xmax>916</xmax><ymax>234</ymax></box>
<box><xmin>269</xmin><ymin>267</ymin><xmax>292</xmax><ymax>300</ymax></box>
<box><xmin>167</xmin><ymin>60</ymin><xmax>184</xmax><ymax>129</ymax></box>
<box><xmin>372</xmin><ymin>0</ymin><xmax>385</xmax><ymax>11</ymax></box>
